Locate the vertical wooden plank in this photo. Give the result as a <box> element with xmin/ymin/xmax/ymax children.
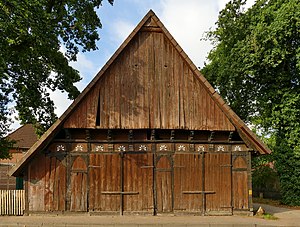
<box><xmin>153</xmin><ymin>32</ymin><xmax>163</xmax><ymax>128</ymax></box>
<box><xmin>156</xmin><ymin>156</ymin><xmax>172</xmax><ymax>213</ymax></box>
<box><xmin>148</xmin><ymin>32</ymin><xmax>155</xmax><ymax>128</ymax></box>
<box><xmin>138</xmin><ymin>32</ymin><xmax>149</xmax><ymax>128</ymax></box>
<box><xmin>103</xmin><ymin>73</ymin><xmax>110</xmax><ymax>128</ymax></box>
<box><xmin>86</xmin><ymin>84</ymin><xmax>98</xmax><ymax>128</ymax></box>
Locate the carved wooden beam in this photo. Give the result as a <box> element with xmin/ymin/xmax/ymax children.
<box><xmin>209</xmin><ymin>131</ymin><xmax>215</xmax><ymax>141</ymax></box>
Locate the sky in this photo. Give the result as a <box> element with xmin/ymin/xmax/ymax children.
<box><xmin>11</xmin><ymin>0</ymin><xmax>255</xmax><ymax>130</ymax></box>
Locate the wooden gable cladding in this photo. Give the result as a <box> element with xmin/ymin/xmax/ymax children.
<box><xmin>63</xmin><ymin>26</ymin><xmax>235</xmax><ymax>131</ymax></box>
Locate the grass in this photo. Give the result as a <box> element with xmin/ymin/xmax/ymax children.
<box><xmin>258</xmin><ymin>213</ymin><xmax>279</xmax><ymax>220</ymax></box>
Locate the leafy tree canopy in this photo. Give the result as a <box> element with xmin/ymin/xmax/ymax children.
<box><xmin>0</xmin><ymin>0</ymin><xmax>113</xmax><ymax>159</ymax></box>
<box><xmin>202</xmin><ymin>0</ymin><xmax>300</xmax><ymax>205</ymax></box>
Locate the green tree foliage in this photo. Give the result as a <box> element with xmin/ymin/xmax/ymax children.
<box><xmin>0</xmin><ymin>0</ymin><xmax>113</xmax><ymax>159</ymax></box>
<box><xmin>202</xmin><ymin>0</ymin><xmax>300</xmax><ymax>205</ymax></box>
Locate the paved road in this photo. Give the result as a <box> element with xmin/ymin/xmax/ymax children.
<box><xmin>1</xmin><ymin>204</ymin><xmax>300</xmax><ymax>227</ymax></box>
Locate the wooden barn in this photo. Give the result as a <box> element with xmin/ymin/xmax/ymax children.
<box><xmin>10</xmin><ymin>11</ymin><xmax>271</xmax><ymax>216</ymax></box>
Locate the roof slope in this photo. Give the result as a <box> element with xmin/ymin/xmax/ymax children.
<box><xmin>7</xmin><ymin>124</ymin><xmax>38</xmax><ymax>149</ymax></box>
<box><xmin>10</xmin><ymin>10</ymin><xmax>271</xmax><ymax>177</ymax></box>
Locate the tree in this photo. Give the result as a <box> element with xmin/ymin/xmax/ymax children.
<box><xmin>0</xmin><ymin>0</ymin><xmax>113</xmax><ymax>159</ymax></box>
<box><xmin>202</xmin><ymin>0</ymin><xmax>300</xmax><ymax>205</ymax></box>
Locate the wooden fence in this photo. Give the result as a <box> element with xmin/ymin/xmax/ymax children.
<box><xmin>0</xmin><ymin>190</ymin><xmax>25</xmax><ymax>215</ymax></box>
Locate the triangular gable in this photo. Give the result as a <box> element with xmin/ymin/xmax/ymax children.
<box><xmin>10</xmin><ymin>10</ymin><xmax>270</xmax><ymax>177</ymax></box>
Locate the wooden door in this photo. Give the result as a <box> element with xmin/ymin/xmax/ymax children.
<box><xmin>70</xmin><ymin>156</ymin><xmax>87</xmax><ymax>211</ymax></box>
<box><xmin>173</xmin><ymin>153</ymin><xmax>203</xmax><ymax>213</ymax></box>
<box><xmin>89</xmin><ymin>153</ymin><xmax>121</xmax><ymax>212</ymax></box>
<box><xmin>45</xmin><ymin>156</ymin><xmax>66</xmax><ymax>211</ymax></box>
<box><xmin>232</xmin><ymin>155</ymin><xmax>249</xmax><ymax>210</ymax></box>
<box><xmin>155</xmin><ymin>155</ymin><xmax>173</xmax><ymax>213</ymax></box>
<box><xmin>123</xmin><ymin>153</ymin><xmax>154</xmax><ymax>213</ymax></box>
<box><xmin>205</xmin><ymin>153</ymin><xmax>232</xmax><ymax>214</ymax></box>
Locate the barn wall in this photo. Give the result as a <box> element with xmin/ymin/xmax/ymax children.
<box><xmin>24</xmin><ymin>130</ymin><xmax>252</xmax><ymax>215</ymax></box>
<box><xmin>63</xmin><ymin>30</ymin><xmax>235</xmax><ymax>131</ymax></box>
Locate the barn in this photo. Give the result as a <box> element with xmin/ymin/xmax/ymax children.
<box><xmin>10</xmin><ymin>10</ymin><xmax>271</xmax><ymax>216</ymax></box>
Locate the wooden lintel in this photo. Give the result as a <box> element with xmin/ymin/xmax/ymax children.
<box><xmin>52</xmin><ymin>139</ymin><xmax>245</xmax><ymax>144</ymax></box>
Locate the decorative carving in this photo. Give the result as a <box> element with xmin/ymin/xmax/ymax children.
<box><xmin>128</xmin><ymin>130</ymin><xmax>133</xmax><ymax>141</ymax></box>
<box><xmin>217</xmin><ymin>145</ymin><xmax>225</xmax><ymax>152</ymax></box>
<box><xmin>139</xmin><ymin>145</ymin><xmax>147</xmax><ymax>151</ymax></box>
<box><xmin>56</xmin><ymin>145</ymin><xmax>66</xmax><ymax>152</ymax></box>
<box><xmin>189</xmin><ymin>130</ymin><xmax>194</xmax><ymax>140</ymax></box>
<box><xmin>86</xmin><ymin>130</ymin><xmax>91</xmax><ymax>140</ymax></box>
<box><xmin>234</xmin><ymin>145</ymin><xmax>242</xmax><ymax>151</ymax></box>
<box><xmin>170</xmin><ymin>130</ymin><xmax>175</xmax><ymax>140</ymax></box>
<box><xmin>95</xmin><ymin>145</ymin><xmax>104</xmax><ymax>152</ymax></box>
<box><xmin>228</xmin><ymin>132</ymin><xmax>234</xmax><ymax>141</ymax></box>
<box><xmin>197</xmin><ymin>145</ymin><xmax>205</xmax><ymax>152</ymax></box>
<box><xmin>178</xmin><ymin>145</ymin><xmax>186</xmax><ymax>151</ymax></box>
<box><xmin>209</xmin><ymin>131</ymin><xmax>215</xmax><ymax>141</ymax></box>
<box><xmin>107</xmin><ymin>129</ymin><xmax>112</xmax><ymax>140</ymax></box>
<box><xmin>151</xmin><ymin>130</ymin><xmax>156</xmax><ymax>140</ymax></box>
<box><xmin>75</xmin><ymin>145</ymin><xmax>83</xmax><ymax>152</ymax></box>
<box><xmin>118</xmin><ymin>145</ymin><xmax>126</xmax><ymax>152</ymax></box>
<box><xmin>159</xmin><ymin>144</ymin><xmax>168</xmax><ymax>151</ymax></box>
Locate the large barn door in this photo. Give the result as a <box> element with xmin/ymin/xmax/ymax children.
<box><xmin>205</xmin><ymin>153</ymin><xmax>232</xmax><ymax>215</ymax></box>
<box><xmin>155</xmin><ymin>155</ymin><xmax>173</xmax><ymax>213</ymax></box>
<box><xmin>88</xmin><ymin>152</ymin><xmax>153</xmax><ymax>214</ymax></box>
<box><xmin>70</xmin><ymin>156</ymin><xmax>88</xmax><ymax>211</ymax></box>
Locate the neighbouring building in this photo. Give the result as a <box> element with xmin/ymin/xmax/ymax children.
<box><xmin>0</xmin><ymin>124</ymin><xmax>38</xmax><ymax>190</ymax></box>
<box><xmin>10</xmin><ymin>11</ymin><xmax>271</xmax><ymax>216</ymax></box>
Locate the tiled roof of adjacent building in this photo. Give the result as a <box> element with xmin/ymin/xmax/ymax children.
<box><xmin>7</xmin><ymin>124</ymin><xmax>39</xmax><ymax>149</ymax></box>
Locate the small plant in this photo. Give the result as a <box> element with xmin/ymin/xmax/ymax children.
<box><xmin>259</xmin><ymin>213</ymin><xmax>278</xmax><ymax>220</ymax></box>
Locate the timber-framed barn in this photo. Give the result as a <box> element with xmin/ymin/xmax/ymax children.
<box><xmin>10</xmin><ymin>10</ymin><xmax>271</xmax><ymax>216</ymax></box>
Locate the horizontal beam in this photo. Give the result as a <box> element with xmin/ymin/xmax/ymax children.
<box><xmin>182</xmin><ymin>191</ymin><xmax>215</xmax><ymax>194</ymax></box>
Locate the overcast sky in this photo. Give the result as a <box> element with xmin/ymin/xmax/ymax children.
<box><xmin>11</xmin><ymin>0</ymin><xmax>255</xmax><ymax>130</ymax></box>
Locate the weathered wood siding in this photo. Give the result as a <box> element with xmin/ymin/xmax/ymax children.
<box><xmin>63</xmin><ymin>30</ymin><xmax>235</xmax><ymax>131</ymax></box>
<box><xmin>24</xmin><ymin>131</ymin><xmax>252</xmax><ymax>215</ymax></box>
<box><xmin>232</xmin><ymin>155</ymin><xmax>249</xmax><ymax>210</ymax></box>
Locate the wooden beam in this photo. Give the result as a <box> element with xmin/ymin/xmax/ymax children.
<box><xmin>209</xmin><ymin>131</ymin><xmax>215</xmax><ymax>141</ymax></box>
